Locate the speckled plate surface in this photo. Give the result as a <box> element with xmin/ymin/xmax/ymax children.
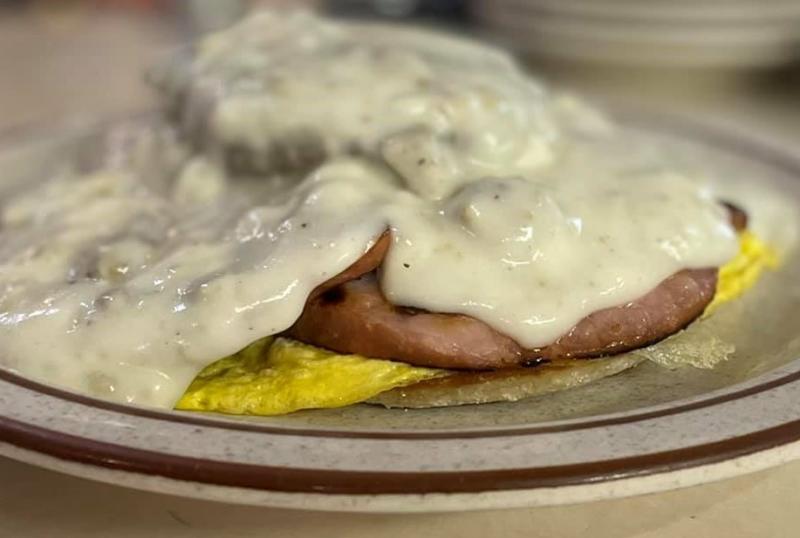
<box><xmin>1</xmin><ymin>111</ymin><xmax>800</xmax><ymax>512</ymax></box>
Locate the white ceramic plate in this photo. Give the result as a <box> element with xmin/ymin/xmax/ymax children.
<box><xmin>491</xmin><ymin>0</ymin><xmax>800</xmax><ymax>22</ymax></box>
<box><xmin>1</xmin><ymin>111</ymin><xmax>800</xmax><ymax>512</ymax></box>
<box><xmin>474</xmin><ymin>0</ymin><xmax>800</xmax><ymax>68</ymax></box>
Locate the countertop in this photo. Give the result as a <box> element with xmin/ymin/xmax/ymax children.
<box><xmin>1</xmin><ymin>7</ymin><xmax>800</xmax><ymax>537</ymax></box>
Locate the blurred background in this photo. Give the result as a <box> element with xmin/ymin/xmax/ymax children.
<box><xmin>0</xmin><ymin>0</ymin><xmax>799</xmax><ymax>142</ymax></box>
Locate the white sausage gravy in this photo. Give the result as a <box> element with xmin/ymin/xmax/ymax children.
<box><xmin>0</xmin><ymin>12</ymin><xmax>737</xmax><ymax>407</ymax></box>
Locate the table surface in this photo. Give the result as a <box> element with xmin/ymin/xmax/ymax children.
<box><xmin>2</xmin><ymin>7</ymin><xmax>800</xmax><ymax>538</ymax></box>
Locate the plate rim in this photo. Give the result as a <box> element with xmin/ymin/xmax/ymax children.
<box><xmin>2</xmin><ymin>356</ymin><xmax>800</xmax><ymax>440</ymax></box>
<box><xmin>4</xmin><ymin>438</ymin><xmax>800</xmax><ymax>512</ymax></box>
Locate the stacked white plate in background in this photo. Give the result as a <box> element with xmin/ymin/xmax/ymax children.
<box><xmin>473</xmin><ymin>0</ymin><xmax>800</xmax><ymax>69</ymax></box>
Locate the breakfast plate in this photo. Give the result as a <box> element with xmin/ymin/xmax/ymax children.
<box><xmin>1</xmin><ymin>107</ymin><xmax>800</xmax><ymax>511</ymax></box>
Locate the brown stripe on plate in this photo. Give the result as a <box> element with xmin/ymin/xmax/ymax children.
<box><xmin>2</xmin><ymin>366</ymin><xmax>800</xmax><ymax>439</ymax></box>
<box><xmin>1</xmin><ymin>411</ymin><xmax>800</xmax><ymax>494</ymax></box>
